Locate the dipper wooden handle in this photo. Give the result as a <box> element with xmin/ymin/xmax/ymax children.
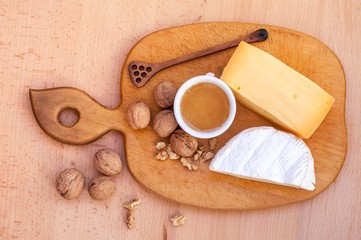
<box><xmin>128</xmin><ymin>29</ymin><xmax>268</xmax><ymax>87</ymax></box>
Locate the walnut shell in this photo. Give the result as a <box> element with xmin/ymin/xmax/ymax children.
<box><xmin>88</xmin><ymin>176</ymin><xmax>116</xmax><ymax>200</ymax></box>
<box><xmin>95</xmin><ymin>148</ymin><xmax>122</xmax><ymax>176</ymax></box>
<box><xmin>154</xmin><ymin>81</ymin><xmax>177</xmax><ymax>108</ymax></box>
<box><xmin>55</xmin><ymin>168</ymin><xmax>85</xmax><ymax>200</ymax></box>
<box><xmin>153</xmin><ymin>110</ymin><xmax>178</xmax><ymax>138</ymax></box>
<box><xmin>127</xmin><ymin>101</ymin><xmax>151</xmax><ymax>130</ymax></box>
<box><xmin>170</xmin><ymin>129</ymin><xmax>198</xmax><ymax>157</ymax></box>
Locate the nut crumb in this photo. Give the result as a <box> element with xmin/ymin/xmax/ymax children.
<box><xmin>198</xmin><ymin>145</ymin><xmax>204</xmax><ymax>151</ymax></box>
<box><xmin>167</xmin><ymin>144</ymin><xmax>180</xmax><ymax>160</ymax></box>
<box><xmin>156</xmin><ymin>141</ymin><xmax>166</xmax><ymax>150</ymax></box>
<box><xmin>124</xmin><ymin>199</ymin><xmax>141</xmax><ymax>229</ymax></box>
<box><xmin>193</xmin><ymin>149</ymin><xmax>203</xmax><ymax>161</ymax></box>
<box><xmin>209</xmin><ymin>138</ymin><xmax>217</xmax><ymax>150</ymax></box>
<box><xmin>155</xmin><ymin>151</ymin><xmax>168</xmax><ymax>161</ymax></box>
<box><xmin>180</xmin><ymin>157</ymin><xmax>198</xmax><ymax>171</ymax></box>
<box><xmin>200</xmin><ymin>151</ymin><xmax>215</xmax><ymax>163</ymax></box>
<box><xmin>123</xmin><ymin>199</ymin><xmax>141</xmax><ymax>211</ymax></box>
<box><xmin>170</xmin><ymin>215</ymin><xmax>186</xmax><ymax>227</ymax></box>
<box><xmin>126</xmin><ymin>211</ymin><xmax>135</xmax><ymax>229</ymax></box>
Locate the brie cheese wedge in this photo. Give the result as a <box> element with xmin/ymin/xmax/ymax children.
<box><xmin>209</xmin><ymin>127</ymin><xmax>316</xmax><ymax>191</ymax></box>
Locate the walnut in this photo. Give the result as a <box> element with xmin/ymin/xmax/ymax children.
<box><xmin>127</xmin><ymin>101</ymin><xmax>151</xmax><ymax>130</ymax></box>
<box><xmin>94</xmin><ymin>148</ymin><xmax>122</xmax><ymax>176</ymax></box>
<box><xmin>156</xmin><ymin>141</ymin><xmax>166</xmax><ymax>150</ymax></box>
<box><xmin>166</xmin><ymin>144</ymin><xmax>180</xmax><ymax>160</ymax></box>
<box><xmin>180</xmin><ymin>157</ymin><xmax>198</xmax><ymax>171</ymax></box>
<box><xmin>153</xmin><ymin>110</ymin><xmax>178</xmax><ymax>138</ymax></box>
<box><xmin>88</xmin><ymin>176</ymin><xmax>116</xmax><ymax>200</ymax></box>
<box><xmin>124</xmin><ymin>199</ymin><xmax>141</xmax><ymax>229</ymax></box>
<box><xmin>55</xmin><ymin>168</ymin><xmax>84</xmax><ymax>200</ymax></box>
<box><xmin>170</xmin><ymin>129</ymin><xmax>198</xmax><ymax>157</ymax></box>
<box><xmin>209</xmin><ymin>138</ymin><xmax>218</xmax><ymax>150</ymax></box>
<box><xmin>170</xmin><ymin>215</ymin><xmax>186</xmax><ymax>227</ymax></box>
<box><xmin>154</xmin><ymin>81</ymin><xmax>177</xmax><ymax>108</ymax></box>
<box><xmin>155</xmin><ymin>151</ymin><xmax>168</xmax><ymax>161</ymax></box>
<box><xmin>200</xmin><ymin>151</ymin><xmax>215</xmax><ymax>163</ymax></box>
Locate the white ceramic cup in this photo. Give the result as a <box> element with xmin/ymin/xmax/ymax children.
<box><xmin>173</xmin><ymin>73</ymin><xmax>236</xmax><ymax>139</ymax></box>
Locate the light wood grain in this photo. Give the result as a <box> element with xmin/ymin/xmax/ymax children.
<box><xmin>0</xmin><ymin>0</ymin><xmax>360</xmax><ymax>239</ymax></box>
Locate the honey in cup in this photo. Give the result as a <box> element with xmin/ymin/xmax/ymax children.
<box><xmin>180</xmin><ymin>83</ymin><xmax>230</xmax><ymax>132</ymax></box>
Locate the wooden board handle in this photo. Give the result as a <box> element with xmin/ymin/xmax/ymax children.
<box><xmin>29</xmin><ymin>87</ymin><xmax>125</xmax><ymax>145</ymax></box>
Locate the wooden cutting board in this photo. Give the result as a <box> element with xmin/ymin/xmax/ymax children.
<box><xmin>30</xmin><ymin>22</ymin><xmax>347</xmax><ymax>209</ymax></box>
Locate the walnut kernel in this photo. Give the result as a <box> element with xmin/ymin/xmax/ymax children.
<box><xmin>193</xmin><ymin>145</ymin><xmax>204</xmax><ymax>161</ymax></box>
<box><xmin>193</xmin><ymin>151</ymin><xmax>201</xmax><ymax>161</ymax></box>
<box><xmin>123</xmin><ymin>199</ymin><xmax>141</xmax><ymax>211</ymax></box>
<box><xmin>200</xmin><ymin>151</ymin><xmax>215</xmax><ymax>163</ymax></box>
<box><xmin>167</xmin><ymin>144</ymin><xmax>180</xmax><ymax>160</ymax></box>
<box><xmin>156</xmin><ymin>141</ymin><xmax>166</xmax><ymax>150</ymax></box>
<box><xmin>180</xmin><ymin>157</ymin><xmax>198</xmax><ymax>171</ymax></box>
<box><xmin>170</xmin><ymin>215</ymin><xmax>186</xmax><ymax>227</ymax></box>
<box><xmin>126</xmin><ymin>211</ymin><xmax>135</xmax><ymax>229</ymax></box>
<box><xmin>209</xmin><ymin>138</ymin><xmax>218</xmax><ymax>150</ymax></box>
<box><xmin>124</xmin><ymin>199</ymin><xmax>141</xmax><ymax>229</ymax></box>
<box><xmin>155</xmin><ymin>151</ymin><xmax>168</xmax><ymax>161</ymax></box>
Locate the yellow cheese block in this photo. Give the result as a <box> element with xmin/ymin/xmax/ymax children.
<box><xmin>220</xmin><ymin>41</ymin><xmax>335</xmax><ymax>139</ymax></box>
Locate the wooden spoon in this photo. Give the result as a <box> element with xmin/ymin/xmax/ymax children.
<box><xmin>128</xmin><ymin>29</ymin><xmax>268</xmax><ymax>87</ymax></box>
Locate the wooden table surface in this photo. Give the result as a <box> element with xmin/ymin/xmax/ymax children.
<box><xmin>1</xmin><ymin>0</ymin><xmax>360</xmax><ymax>239</ymax></box>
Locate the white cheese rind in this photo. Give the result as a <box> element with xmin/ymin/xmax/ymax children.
<box><xmin>209</xmin><ymin>127</ymin><xmax>316</xmax><ymax>191</ymax></box>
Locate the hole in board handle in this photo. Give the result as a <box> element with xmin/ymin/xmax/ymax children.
<box><xmin>58</xmin><ymin>107</ymin><xmax>80</xmax><ymax>127</ymax></box>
